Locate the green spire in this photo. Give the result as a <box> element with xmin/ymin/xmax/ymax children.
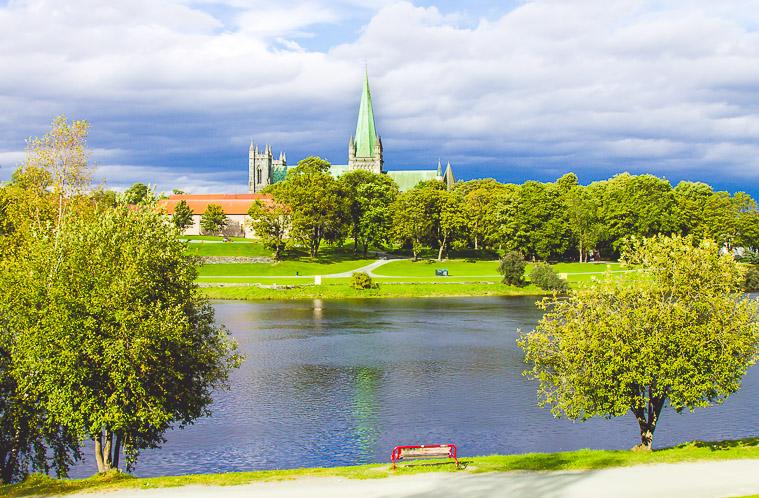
<box><xmin>354</xmin><ymin>70</ymin><xmax>377</xmax><ymax>158</ymax></box>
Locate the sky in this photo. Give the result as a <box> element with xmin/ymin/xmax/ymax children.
<box><xmin>0</xmin><ymin>0</ymin><xmax>758</xmax><ymax>198</ymax></box>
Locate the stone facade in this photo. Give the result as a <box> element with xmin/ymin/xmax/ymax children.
<box><xmin>249</xmin><ymin>143</ymin><xmax>287</xmax><ymax>193</ymax></box>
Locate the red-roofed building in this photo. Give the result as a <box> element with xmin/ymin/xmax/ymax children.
<box><xmin>158</xmin><ymin>193</ymin><xmax>273</xmax><ymax>238</ymax></box>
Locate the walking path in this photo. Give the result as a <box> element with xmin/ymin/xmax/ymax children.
<box><xmin>69</xmin><ymin>460</ymin><xmax>759</xmax><ymax>498</ymax></box>
<box><xmin>197</xmin><ymin>258</ymin><xmax>398</xmax><ymax>280</ymax></box>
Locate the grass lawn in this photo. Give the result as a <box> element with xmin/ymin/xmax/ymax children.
<box><xmin>197</xmin><ymin>259</ymin><xmax>370</xmax><ymax>277</ymax></box>
<box><xmin>4</xmin><ymin>437</ymin><xmax>757</xmax><ymax>497</ymax></box>
<box><xmin>374</xmin><ymin>260</ymin><xmax>624</xmax><ymax>278</ymax></box>
<box><xmin>185</xmin><ymin>241</ymin><xmax>272</xmax><ymax>258</ymax></box>
<box><xmin>201</xmin><ymin>282</ymin><xmax>550</xmax><ymax>300</ymax></box>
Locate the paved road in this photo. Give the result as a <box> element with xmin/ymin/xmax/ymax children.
<box><xmin>197</xmin><ymin>258</ymin><xmax>398</xmax><ymax>280</ymax></box>
<box><xmin>70</xmin><ymin>460</ymin><xmax>759</xmax><ymax>498</ymax></box>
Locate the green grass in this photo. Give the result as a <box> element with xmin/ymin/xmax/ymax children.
<box><xmin>200</xmin><ymin>282</ymin><xmax>552</xmax><ymax>300</ymax></box>
<box><xmin>198</xmin><ymin>260</ymin><xmax>370</xmax><ymax>277</ymax></box>
<box><xmin>185</xmin><ymin>241</ymin><xmax>272</xmax><ymax>258</ymax></box>
<box><xmin>374</xmin><ymin>260</ymin><xmax>624</xmax><ymax>278</ymax></box>
<box><xmin>4</xmin><ymin>437</ymin><xmax>757</xmax><ymax>497</ymax></box>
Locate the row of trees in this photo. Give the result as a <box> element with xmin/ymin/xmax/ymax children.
<box><xmin>243</xmin><ymin>157</ymin><xmax>759</xmax><ymax>261</ymax></box>
<box><xmin>0</xmin><ymin>117</ymin><xmax>240</xmax><ymax>483</ymax></box>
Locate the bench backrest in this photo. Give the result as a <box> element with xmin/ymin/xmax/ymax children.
<box><xmin>399</xmin><ymin>445</ymin><xmax>452</xmax><ymax>459</ymax></box>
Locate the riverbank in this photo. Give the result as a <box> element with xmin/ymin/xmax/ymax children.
<box><xmin>199</xmin><ymin>282</ymin><xmax>553</xmax><ymax>300</ymax></box>
<box><xmin>4</xmin><ymin>438</ymin><xmax>757</xmax><ymax>497</ymax></box>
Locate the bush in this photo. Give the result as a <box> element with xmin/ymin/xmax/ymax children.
<box><xmin>745</xmin><ymin>265</ymin><xmax>759</xmax><ymax>292</ymax></box>
<box><xmin>529</xmin><ymin>263</ymin><xmax>568</xmax><ymax>292</ymax></box>
<box><xmin>351</xmin><ymin>272</ymin><xmax>377</xmax><ymax>290</ymax></box>
<box><xmin>498</xmin><ymin>251</ymin><xmax>527</xmax><ymax>286</ymax></box>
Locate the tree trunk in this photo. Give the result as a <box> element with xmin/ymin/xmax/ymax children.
<box><xmin>474</xmin><ymin>236</ymin><xmax>479</xmax><ymax>251</ymax></box>
<box><xmin>579</xmin><ymin>241</ymin><xmax>584</xmax><ymax>263</ymax></box>
<box><xmin>631</xmin><ymin>391</ymin><xmax>665</xmax><ymax>451</ymax></box>
<box><xmin>112</xmin><ymin>432</ymin><xmax>123</xmax><ymax>470</ymax></box>
<box><xmin>94</xmin><ymin>434</ymin><xmax>106</xmax><ymax>473</ymax></box>
<box><xmin>363</xmin><ymin>243</ymin><xmax>369</xmax><ymax>258</ymax></box>
<box><xmin>438</xmin><ymin>235</ymin><xmax>447</xmax><ymax>262</ymax></box>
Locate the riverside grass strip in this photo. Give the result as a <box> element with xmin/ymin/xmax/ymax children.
<box><xmin>4</xmin><ymin>438</ymin><xmax>757</xmax><ymax>497</ymax></box>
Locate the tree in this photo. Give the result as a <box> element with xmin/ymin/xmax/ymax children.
<box><xmin>272</xmin><ymin>157</ymin><xmax>348</xmax><ymax>257</ymax></box>
<box><xmin>339</xmin><ymin>170</ymin><xmax>398</xmax><ymax>257</ymax></box>
<box><xmin>2</xmin><ymin>205</ymin><xmax>241</xmax><ymax>474</ymax></box>
<box><xmin>390</xmin><ymin>181</ymin><xmax>445</xmax><ymax>260</ymax></box>
<box><xmin>505</xmin><ymin>181</ymin><xmax>570</xmax><ymax>260</ymax></box>
<box><xmin>247</xmin><ymin>200</ymin><xmax>292</xmax><ymax>260</ymax></box>
<box><xmin>565</xmin><ymin>185</ymin><xmax>604</xmax><ymax>262</ymax></box>
<box><xmin>436</xmin><ymin>189</ymin><xmax>466</xmax><ymax>261</ymax></box>
<box><xmin>172</xmin><ymin>199</ymin><xmax>194</xmax><ymax>231</ymax></box>
<box><xmin>123</xmin><ymin>182</ymin><xmax>152</xmax><ymax>205</ymax></box>
<box><xmin>519</xmin><ymin>235</ymin><xmax>758</xmax><ymax>450</ymax></box>
<box><xmin>498</xmin><ymin>251</ymin><xmax>527</xmax><ymax>286</ymax></box>
<box><xmin>200</xmin><ymin>204</ymin><xmax>227</xmax><ymax>235</ymax></box>
<box><xmin>529</xmin><ymin>262</ymin><xmax>567</xmax><ymax>292</ymax></box>
<box><xmin>455</xmin><ymin>179</ymin><xmax>509</xmax><ymax>251</ymax></box>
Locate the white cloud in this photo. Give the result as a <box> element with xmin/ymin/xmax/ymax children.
<box><xmin>0</xmin><ymin>0</ymin><xmax>758</xmax><ymax>192</ymax></box>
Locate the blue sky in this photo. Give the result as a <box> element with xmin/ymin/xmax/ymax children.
<box><xmin>0</xmin><ymin>0</ymin><xmax>758</xmax><ymax>199</ymax></box>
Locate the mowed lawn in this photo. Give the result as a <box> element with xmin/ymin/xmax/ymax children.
<box><xmin>185</xmin><ymin>241</ymin><xmax>272</xmax><ymax>258</ymax></box>
<box><xmin>373</xmin><ymin>260</ymin><xmax>625</xmax><ymax>279</ymax></box>
<box><xmin>197</xmin><ymin>260</ymin><xmax>371</xmax><ymax>277</ymax></box>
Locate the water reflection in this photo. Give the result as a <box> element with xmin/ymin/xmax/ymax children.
<box><xmin>67</xmin><ymin>296</ymin><xmax>759</xmax><ymax>478</ymax></box>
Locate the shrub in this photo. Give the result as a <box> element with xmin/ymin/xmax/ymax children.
<box><xmin>498</xmin><ymin>251</ymin><xmax>527</xmax><ymax>286</ymax></box>
<box><xmin>745</xmin><ymin>265</ymin><xmax>759</xmax><ymax>292</ymax></box>
<box><xmin>351</xmin><ymin>272</ymin><xmax>377</xmax><ymax>290</ymax></box>
<box><xmin>530</xmin><ymin>263</ymin><xmax>568</xmax><ymax>292</ymax></box>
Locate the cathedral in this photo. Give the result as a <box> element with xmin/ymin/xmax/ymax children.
<box><xmin>248</xmin><ymin>71</ymin><xmax>455</xmax><ymax>193</ymax></box>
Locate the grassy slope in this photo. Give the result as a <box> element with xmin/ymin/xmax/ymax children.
<box><xmin>200</xmin><ymin>282</ymin><xmax>544</xmax><ymax>300</ymax></box>
<box><xmin>4</xmin><ymin>438</ymin><xmax>757</xmax><ymax>497</ymax></box>
<box><xmin>373</xmin><ymin>260</ymin><xmax>623</xmax><ymax>277</ymax></box>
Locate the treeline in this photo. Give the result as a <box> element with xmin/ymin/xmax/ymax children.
<box><xmin>245</xmin><ymin>156</ymin><xmax>759</xmax><ymax>261</ymax></box>
<box><xmin>0</xmin><ymin>117</ymin><xmax>240</xmax><ymax>483</ymax></box>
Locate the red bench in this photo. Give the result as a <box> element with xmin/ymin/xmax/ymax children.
<box><xmin>391</xmin><ymin>444</ymin><xmax>459</xmax><ymax>469</ymax></box>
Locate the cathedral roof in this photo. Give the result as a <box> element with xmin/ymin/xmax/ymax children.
<box><xmin>354</xmin><ymin>70</ymin><xmax>378</xmax><ymax>158</ymax></box>
<box><xmin>386</xmin><ymin>170</ymin><xmax>441</xmax><ymax>191</ymax></box>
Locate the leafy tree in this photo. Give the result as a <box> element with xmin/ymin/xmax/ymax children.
<box><xmin>200</xmin><ymin>204</ymin><xmax>227</xmax><ymax>235</ymax></box>
<box><xmin>565</xmin><ymin>185</ymin><xmax>604</xmax><ymax>262</ymax></box>
<box><xmin>436</xmin><ymin>189</ymin><xmax>466</xmax><ymax>261</ymax></box>
<box><xmin>504</xmin><ymin>181</ymin><xmax>570</xmax><ymax>260</ymax></box>
<box><xmin>455</xmin><ymin>179</ymin><xmax>509</xmax><ymax>251</ymax></box>
<box><xmin>498</xmin><ymin>251</ymin><xmax>527</xmax><ymax>286</ymax></box>
<box><xmin>529</xmin><ymin>263</ymin><xmax>567</xmax><ymax>292</ymax></box>
<box><xmin>745</xmin><ymin>265</ymin><xmax>759</xmax><ymax>292</ymax></box>
<box><xmin>172</xmin><ymin>189</ymin><xmax>186</xmax><ymax>195</ymax></box>
<box><xmin>391</xmin><ymin>188</ymin><xmax>431</xmax><ymax>260</ymax></box>
<box><xmin>123</xmin><ymin>182</ymin><xmax>152</xmax><ymax>205</ymax></box>
<box><xmin>272</xmin><ymin>157</ymin><xmax>348</xmax><ymax>257</ymax></box>
<box><xmin>247</xmin><ymin>200</ymin><xmax>292</xmax><ymax>260</ymax></box>
<box><xmin>339</xmin><ymin>170</ymin><xmax>399</xmax><ymax>257</ymax></box>
<box><xmin>519</xmin><ymin>235</ymin><xmax>758</xmax><ymax>450</ymax></box>
<box><xmin>592</xmin><ymin>173</ymin><xmax>678</xmax><ymax>254</ymax></box>
<box><xmin>3</xmin><ymin>205</ymin><xmax>241</xmax><ymax>473</ymax></box>
<box><xmin>92</xmin><ymin>189</ymin><xmax>118</xmax><ymax>209</ymax></box>
<box><xmin>172</xmin><ymin>199</ymin><xmax>194</xmax><ymax>231</ymax></box>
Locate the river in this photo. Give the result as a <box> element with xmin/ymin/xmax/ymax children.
<box><xmin>69</xmin><ymin>296</ymin><xmax>758</xmax><ymax>478</ymax></box>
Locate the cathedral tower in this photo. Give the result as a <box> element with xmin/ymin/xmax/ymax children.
<box><xmin>249</xmin><ymin>142</ymin><xmax>286</xmax><ymax>193</ymax></box>
<box><xmin>348</xmin><ymin>70</ymin><xmax>383</xmax><ymax>174</ymax></box>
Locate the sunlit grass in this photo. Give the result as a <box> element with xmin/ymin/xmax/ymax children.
<box><xmin>4</xmin><ymin>438</ymin><xmax>757</xmax><ymax>497</ymax></box>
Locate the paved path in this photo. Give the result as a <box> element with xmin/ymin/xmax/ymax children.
<box><xmin>71</xmin><ymin>460</ymin><xmax>759</xmax><ymax>498</ymax></box>
<box><xmin>198</xmin><ymin>258</ymin><xmax>398</xmax><ymax>280</ymax></box>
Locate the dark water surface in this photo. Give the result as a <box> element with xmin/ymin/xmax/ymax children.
<box><xmin>70</xmin><ymin>296</ymin><xmax>758</xmax><ymax>478</ymax></box>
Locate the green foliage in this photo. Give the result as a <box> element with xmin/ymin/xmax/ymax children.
<box><xmin>172</xmin><ymin>199</ymin><xmax>194</xmax><ymax>231</ymax></box>
<box><xmin>339</xmin><ymin>170</ymin><xmax>398</xmax><ymax>257</ymax></box>
<box><xmin>529</xmin><ymin>263</ymin><xmax>568</xmax><ymax>292</ymax></box>
<box><xmin>350</xmin><ymin>272</ymin><xmax>377</xmax><ymax>290</ymax></box>
<box><xmin>270</xmin><ymin>157</ymin><xmax>349</xmax><ymax>257</ymax></box>
<box><xmin>200</xmin><ymin>204</ymin><xmax>227</xmax><ymax>235</ymax></box>
<box><xmin>1</xmin><ymin>204</ymin><xmax>241</xmax><ymax>474</ymax></box>
<box><xmin>498</xmin><ymin>251</ymin><xmax>527</xmax><ymax>286</ymax></box>
<box><xmin>745</xmin><ymin>265</ymin><xmax>759</xmax><ymax>292</ymax></box>
<box><xmin>123</xmin><ymin>183</ymin><xmax>152</xmax><ymax>205</ymax></box>
<box><xmin>519</xmin><ymin>235</ymin><xmax>758</xmax><ymax>450</ymax></box>
<box><xmin>247</xmin><ymin>200</ymin><xmax>292</xmax><ymax>260</ymax></box>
